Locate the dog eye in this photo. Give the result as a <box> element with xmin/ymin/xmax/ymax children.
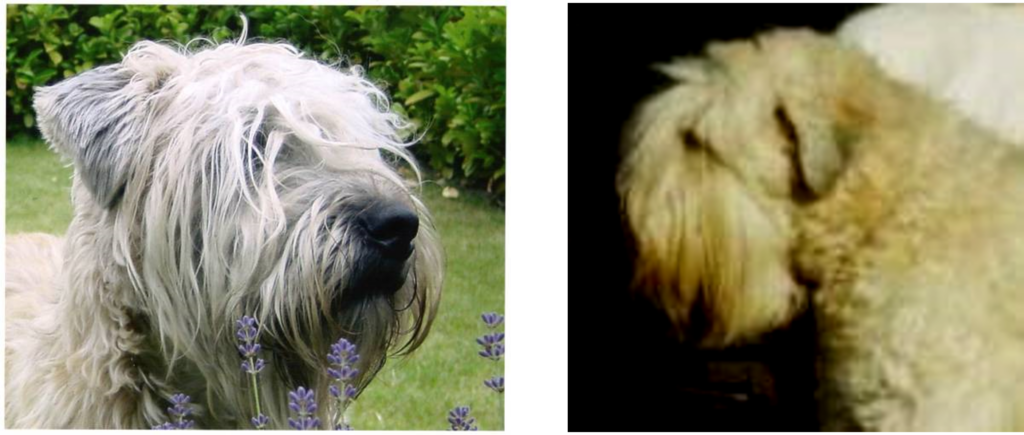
<box><xmin>679</xmin><ymin>129</ymin><xmax>724</xmax><ymax>165</ymax></box>
<box><xmin>681</xmin><ymin>129</ymin><xmax>703</xmax><ymax>151</ymax></box>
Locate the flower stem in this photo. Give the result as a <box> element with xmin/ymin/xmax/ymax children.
<box><xmin>249</xmin><ymin>356</ymin><xmax>263</xmax><ymax>428</ymax></box>
<box><xmin>498</xmin><ymin>392</ymin><xmax>504</xmax><ymax>430</ymax></box>
<box><xmin>333</xmin><ymin>396</ymin><xmax>344</xmax><ymax>429</ymax></box>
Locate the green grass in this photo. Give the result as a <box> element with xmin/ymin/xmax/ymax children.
<box><xmin>6</xmin><ymin>138</ymin><xmax>75</xmax><ymax>234</ymax></box>
<box><xmin>5</xmin><ymin>139</ymin><xmax>506</xmax><ymax>430</ymax></box>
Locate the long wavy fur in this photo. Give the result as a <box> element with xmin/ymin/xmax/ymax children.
<box><xmin>8</xmin><ymin>36</ymin><xmax>442</xmax><ymax>428</ymax></box>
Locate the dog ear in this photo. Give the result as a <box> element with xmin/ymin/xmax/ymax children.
<box><xmin>33</xmin><ymin>65</ymin><xmax>149</xmax><ymax>209</ymax></box>
<box><xmin>774</xmin><ymin>104</ymin><xmax>850</xmax><ymax>198</ymax></box>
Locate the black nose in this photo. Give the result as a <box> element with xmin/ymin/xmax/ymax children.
<box><xmin>358</xmin><ymin>201</ymin><xmax>419</xmax><ymax>257</ymax></box>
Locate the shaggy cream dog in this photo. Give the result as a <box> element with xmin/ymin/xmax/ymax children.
<box><xmin>618</xmin><ymin>30</ymin><xmax>1024</xmax><ymax>430</ymax></box>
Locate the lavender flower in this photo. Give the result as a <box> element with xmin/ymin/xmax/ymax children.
<box><xmin>287</xmin><ymin>386</ymin><xmax>320</xmax><ymax>430</ymax></box>
<box><xmin>236</xmin><ymin>316</ymin><xmax>265</xmax><ymax>375</ymax></box>
<box><xmin>476</xmin><ymin>333</ymin><xmax>505</xmax><ymax>361</ymax></box>
<box><xmin>236</xmin><ymin>316</ymin><xmax>259</xmax><ymax>340</ymax></box>
<box><xmin>476</xmin><ymin>332</ymin><xmax>505</xmax><ymax>347</ymax></box>
<box><xmin>447</xmin><ymin>406</ymin><xmax>478</xmax><ymax>431</ymax></box>
<box><xmin>476</xmin><ymin>312</ymin><xmax>505</xmax><ymax>364</ymax></box>
<box><xmin>481</xmin><ymin>312</ymin><xmax>504</xmax><ymax>328</ymax></box>
<box><xmin>329</xmin><ymin>384</ymin><xmax>358</xmax><ymax>401</ymax></box>
<box><xmin>152</xmin><ymin>393</ymin><xmax>195</xmax><ymax>429</ymax></box>
<box><xmin>327</xmin><ymin>338</ymin><xmax>360</xmax><ymax>430</ymax></box>
<box><xmin>236</xmin><ymin>315</ymin><xmax>267</xmax><ymax>429</ymax></box>
<box><xmin>241</xmin><ymin>358</ymin><xmax>266</xmax><ymax>374</ymax></box>
<box><xmin>484</xmin><ymin>376</ymin><xmax>504</xmax><ymax>394</ymax></box>
<box><xmin>251</xmin><ymin>413</ymin><xmax>270</xmax><ymax>429</ymax></box>
<box><xmin>327</xmin><ymin>338</ymin><xmax>360</xmax><ymax>384</ymax></box>
<box><xmin>478</xmin><ymin>311</ymin><xmax>505</xmax><ymax>430</ymax></box>
<box><xmin>238</xmin><ymin>341</ymin><xmax>261</xmax><ymax>358</ymax></box>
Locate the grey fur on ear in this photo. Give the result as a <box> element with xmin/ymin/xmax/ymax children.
<box><xmin>33</xmin><ymin>65</ymin><xmax>146</xmax><ymax>208</ymax></box>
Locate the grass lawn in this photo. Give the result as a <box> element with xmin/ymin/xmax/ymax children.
<box><xmin>6</xmin><ymin>138</ymin><xmax>506</xmax><ymax>430</ymax></box>
<box><xmin>6</xmin><ymin>139</ymin><xmax>75</xmax><ymax>234</ymax></box>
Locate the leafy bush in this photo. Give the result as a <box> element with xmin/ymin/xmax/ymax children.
<box><xmin>6</xmin><ymin>5</ymin><xmax>505</xmax><ymax>197</ymax></box>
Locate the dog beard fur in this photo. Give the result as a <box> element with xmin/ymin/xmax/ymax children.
<box><xmin>7</xmin><ymin>39</ymin><xmax>442</xmax><ymax>429</ymax></box>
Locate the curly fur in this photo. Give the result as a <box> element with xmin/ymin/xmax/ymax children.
<box><xmin>618</xmin><ymin>30</ymin><xmax>1024</xmax><ymax>430</ymax></box>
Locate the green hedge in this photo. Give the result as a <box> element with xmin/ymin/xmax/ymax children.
<box><xmin>6</xmin><ymin>5</ymin><xmax>505</xmax><ymax>196</ymax></box>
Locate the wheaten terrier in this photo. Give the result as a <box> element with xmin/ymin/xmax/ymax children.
<box><xmin>6</xmin><ymin>37</ymin><xmax>442</xmax><ymax>429</ymax></box>
<box><xmin>618</xmin><ymin>30</ymin><xmax>1024</xmax><ymax>430</ymax></box>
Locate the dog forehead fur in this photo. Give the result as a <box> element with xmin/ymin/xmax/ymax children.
<box><xmin>618</xmin><ymin>30</ymin><xmax>1024</xmax><ymax>430</ymax></box>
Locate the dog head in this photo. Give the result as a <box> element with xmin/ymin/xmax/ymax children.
<box><xmin>34</xmin><ymin>39</ymin><xmax>443</xmax><ymax>425</ymax></box>
<box><xmin>617</xmin><ymin>30</ymin><xmax>895</xmax><ymax>346</ymax></box>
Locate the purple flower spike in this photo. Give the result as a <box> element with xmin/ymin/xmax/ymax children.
<box><xmin>288</xmin><ymin>387</ymin><xmax>318</xmax><ymax>413</ymax></box>
<box><xmin>287</xmin><ymin>386</ymin><xmax>320</xmax><ymax>430</ymax></box>
<box><xmin>241</xmin><ymin>358</ymin><xmax>265</xmax><ymax>374</ymax></box>
<box><xmin>288</xmin><ymin>416</ymin><xmax>321</xmax><ymax>431</ymax></box>
<box><xmin>448</xmin><ymin>406</ymin><xmax>478</xmax><ymax>431</ymax></box>
<box><xmin>475</xmin><ymin>332</ymin><xmax>504</xmax><ymax>347</ymax></box>
<box><xmin>477</xmin><ymin>343</ymin><xmax>505</xmax><ymax>361</ymax></box>
<box><xmin>476</xmin><ymin>331</ymin><xmax>505</xmax><ymax>362</ymax></box>
<box><xmin>238</xmin><ymin>342</ymin><xmax>261</xmax><ymax>358</ymax></box>
<box><xmin>236</xmin><ymin>316</ymin><xmax>265</xmax><ymax>374</ymax></box>
<box><xmin>236</xmin><ymin>315</ymin><xmax>267</xmax><ymax>430</ymax></box>
<box><xmin>153</xmin><ymin>393</ymin><xmax>195</xmax><ymax>429</ymax></box>
<box><xmin>327</xmin><ymin>337</ymin><xmax>361</xmax><ymax>430</ymax></box>
<box><xmin>327</xmin><ymin>338</ymin><xmax>360</xmax><ymax>368</ymax></box>
<box><xmin>168</xmin><ymin>393</ymin><xmax>192</xmax><ymax>417</ymax></box>
<box><xmin>484</xmin><ymin>376</ymin><xmax>505</xmax><ymax>393</ymax></box>
<box><xmin>236</xmin><ymin>316</ymin><xmax>259</xmax><ymax>342</ymax></box>
<box><xmin>481</xmin><ymin>312</ymin><xmax>504</xmax><ymax>329</ymax></box>
<box><xmin>251</xmin><ymin>413</ymin><xmax>270</xmax><ymax>429</ymax></box>
<box><xmin>327</xmin><ymin>366</ymin><xmax>358</xmax><ymax>382</ymax></box>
